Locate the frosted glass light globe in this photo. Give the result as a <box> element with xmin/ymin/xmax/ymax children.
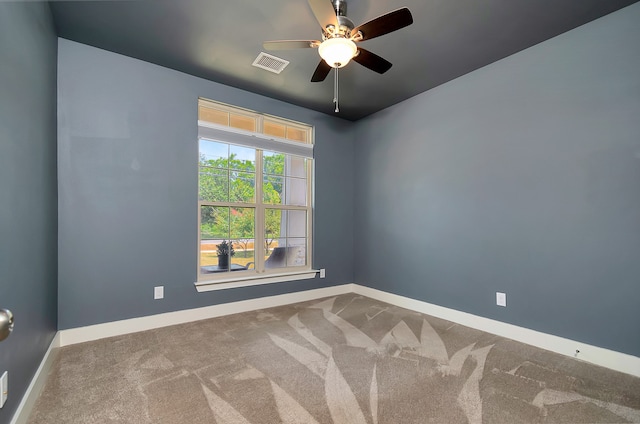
<box><xmin>318</xmin><ymin>38</ymin><xmax>357</xmax><ymax>68</ymax></box>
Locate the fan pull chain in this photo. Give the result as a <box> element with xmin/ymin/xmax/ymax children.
<box><xmin>333</xmin><ymin>67</ymin><xmax>339</xmax><ymax>113</ymax></box>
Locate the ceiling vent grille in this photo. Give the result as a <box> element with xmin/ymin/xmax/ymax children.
<box><xmin>252</xmin><ymin>52</ymin><xmax>289</xmax><ymax>74</ymax></box>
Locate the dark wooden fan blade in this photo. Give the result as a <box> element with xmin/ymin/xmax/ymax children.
<box><xmin>308</xmin><ymin>0</ymin><xmax>338</xmax><ymax>33</ymax></box>
<box><xmin>352</xmin><ymin>8</ymin><xmax>413</xmax><ymax>41</ymax></box>
<box><xmin>263</xmin><ymin>40</ymin><xmax>321</xmax><ymax>50</ymax></box>
<box><xmin>311</xmin><ymin>60</ymin><xmax>332</xmax><ymax>82</ymax></box>
<box><xmin>353</xmin><ymin>48</ymin><xmax>392</xmax><ymax>74</ymax></box>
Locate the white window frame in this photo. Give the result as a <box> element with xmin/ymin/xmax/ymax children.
<box><xmin>195</xmin><ymin>101</ymin><xmax>317</xmax><ymax>292</ymax></box>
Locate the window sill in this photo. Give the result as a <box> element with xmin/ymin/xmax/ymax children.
<box><xmin>194</xmin><ymin>269</ymin><xmax>319</xmax><ymax>293</ymax></box>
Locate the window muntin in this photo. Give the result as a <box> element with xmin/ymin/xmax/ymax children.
<box><xmin>197</xmin><ymin>99</ymin><xmax>313</xmax><ymax>281</ymax></box>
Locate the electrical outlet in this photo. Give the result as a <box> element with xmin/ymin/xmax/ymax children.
<box><xmin>154</xmin><ymin>286</ymin><xmax>164</xmax><ymax>300</ymax></box>
<box><xmin>496</xmin><ymin>292</ymin><xmax>507</xmax><ymax>307</ymax></box>
<box><xmin>320</xmin><ymin>268</ymin><xmax>326</xmax><ymax>278</ymax></box>
<box><xmin>1</xmin><ymin>371</ymin><xmax>7</xmax><ymax>408</ymax></box>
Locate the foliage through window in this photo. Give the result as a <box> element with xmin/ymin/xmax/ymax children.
<box><xmin>198</xmin><ymin>99</ymin><xmax>313</xmax><ymax>281</ymax></box>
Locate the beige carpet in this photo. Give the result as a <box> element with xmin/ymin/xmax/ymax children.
<box><xmin>29</xmin><ymin>294</ymin><xmax>640</xmax><ymax>423</ymax></box>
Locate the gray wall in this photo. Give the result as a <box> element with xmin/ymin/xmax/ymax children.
<box><xmin>0</xmin><ymin>2</ymin><xmax>58</xmax><ymax>423</ymax></box>
<box><xmin>57</xmin><ymin>39</ymin><xmax>355</xmax><ymax>329</ymax></box>
<box><xmin>354</xmin><ymin>3</ymin><xmax>640</xmax><ymax>357</ymax></box>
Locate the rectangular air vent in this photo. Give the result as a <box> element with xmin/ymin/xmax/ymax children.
<box><xmin>252</xmin><ymin>52</ymin><xmax>289</xmax><ymax>74</ymax></box>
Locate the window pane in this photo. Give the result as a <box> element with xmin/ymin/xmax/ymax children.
<box><xmin>229</xmin><ymin>114</ymin><xmax>256</xmax><ymax>132</ymax></box>
<box><xmin>263</xmin><ymin>120</ymin><xmax>286</xmax><ymax>138</ymax></box>
<box><xmin>200</xmin><ymin>206</ymin><xmax>231</xmax><ymax>272</ymax></box>
<box><xmin>287</xmin><ymin>210</ymin><xmax>307</xmax><ymax>238</ymax></box>
<box><xmin>199</xmin><ymin>106</ymin><xmax>228</xmax><ymax>126</ymax></box>
<box><xmin>286</xmin><ymin>177</ymin><xmax>307</xmax><ymax>206</ymax></box>
<box><xmin>230</xmin><ymin>171</ymin><xmax>255</xmax><ymax>203</ymax></box>
<box><xmin>230</xmin><ymin>208</ymin><xmax>254</xmax><ymax>239</ymax></box>
<box><xmin>200</xmin><ymin>240</ymin><xmax>219</xmax><ymax>268</ymax></box>
<box><xmin>201</xmin><ymin>240</ymin><xmax>248</xmax><ymax>273</ymax></box>
<box><xmin>229</xmin><ymin>145</ymin><xmax>256</xmax><ymax>171</ymax></box>
<box><xmin>263</xmin><ymin>175</ymin><xmax>283</xmax><ymax>204</ymax></box>
<box><xmin>263</xmin><ymin>151</ymin><xmax>285</xmax><ymax>176</ymax></box>
<box><xmin>265</xmin><ymin>209</ymin><xmax>283</xmax><ymax>250</ymax></box>
<box><xmin>286</xmin><ymin>127</ymin><xmax>307</xmax><ymax>143</ymax></box>
<box><xmin>201</xmin><ymin>206</ymin><xmax>229</xmax><ymax>239</ymax></box>
<box><xmin>264</xmin><ymin>245</ymin><xmax>286</xmax><ymax>269</ymax></box>
<box><xmin>199</xmin><ymin>167</ymin><xmax>229</xmax><ymax>202</ymax></box>
<box><xmin>200</xmin><ymin>240</ymin><xmax>231</xmax><ymax>271</ymax></box>
<box><xmin>286</xmin><ymin>156</ymin><xmax>306</xmax><ymax>178</ymax></box>
<box><xmin>199</xmin><ymin>139</ymin><xmax>228</xmax><ymax>167</ymax></box>
<box><xmin>231</xmin><ymin>239</ymin><xmax>255</xmax><ymax>270</ymax></box>
<box><xmin>286</xmin><ymin>238</ymin><xmax>307</xmax><ymax>267</ymax></box>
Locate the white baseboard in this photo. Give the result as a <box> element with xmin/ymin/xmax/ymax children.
<box><xmin>10</xmin><ymin>332</ymin><xmax>60</xmax><ymax>424</ymax></box>
<box><xmin>351</xmin><ymin>284</ymin><xmax>640</xmax><ymax>378</ymax></box>
<box><xmin>58</xmin><ymin>284</ymin><xmax>354</xmax><ymax>347</ymax></box>
<box><xmin>57</xmin><ymin>283</ymin><xmax>640</xmax><ymax>377</ymax></box>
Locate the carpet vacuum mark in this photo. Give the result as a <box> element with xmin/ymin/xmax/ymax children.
<box><xmin>28</xmin><ymin>294</ymin><xmax>640</xmax><ymax>423</ymax></box>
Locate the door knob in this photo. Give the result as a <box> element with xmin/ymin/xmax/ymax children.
<box><xmin>0</xmin><ymin>309</ymin><xmax>14</xmax><ymax>342</ymax></box>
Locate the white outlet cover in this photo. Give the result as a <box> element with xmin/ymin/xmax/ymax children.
<box><xmin>496</xmin><ymin>292</ymin><xmax>507</xmax><ymax>307</ymax></box>
<box><xmin>154</xmin><ymin>286</ymin><xmax>164</xmax><ymax>300</ymax></box>
<box><xmin>1</xmin><ymin>371</ymin><xmax>7</xmax><ymax>408</ymax></box>
<box><xmin>320</xmin><ymin>269</ymin><xmax>326</xmax><ymax>278</ymax></box>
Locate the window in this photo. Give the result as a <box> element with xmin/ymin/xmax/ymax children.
<box><xmin>196</xmin><ymin>99</ymin><xmax>314</xmax><ymax>290</ymax></box>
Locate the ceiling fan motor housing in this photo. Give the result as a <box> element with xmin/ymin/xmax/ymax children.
<box><xmin>325</xmin><ymin>0</ymin><xmax>355</xmax><ymax>38</ymax></box>
<box><xmin>324</xmin><ymin>16</ymin><xmax>355</xmax><ymax>39</ymax></box>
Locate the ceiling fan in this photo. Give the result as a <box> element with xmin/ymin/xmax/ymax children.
<box><xmin>263</xmin><ymin>0</ymin><xmax>413</xmax><ymax>110</ymax></box>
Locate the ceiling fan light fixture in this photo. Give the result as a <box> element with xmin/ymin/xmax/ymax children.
<box><xmin>318</xmin><ymin>37</ymin><xmax>357</xmax><ymax>68</ymax></box>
